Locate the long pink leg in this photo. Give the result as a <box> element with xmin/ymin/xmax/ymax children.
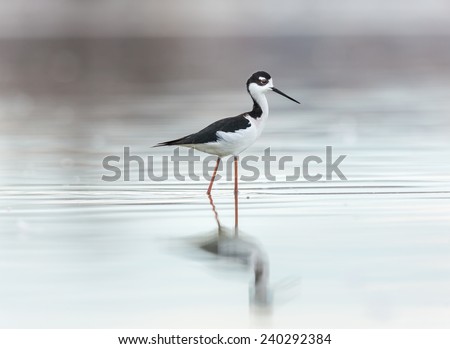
<box><xmin>206</xmin><ymin>157</ymin><xmax>221</xmax><ymax>195</ymax></box>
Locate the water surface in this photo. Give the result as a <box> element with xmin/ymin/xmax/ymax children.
<box><xmin>0</xmin><ymin>86</ymin><xmax>449</xmax><ymax>328</ymax></box>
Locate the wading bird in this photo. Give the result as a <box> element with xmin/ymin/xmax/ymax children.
<box><xmin>156</xmin><ymin>71</ymin><xmax>300</xmax><ymax>195</ymax></box>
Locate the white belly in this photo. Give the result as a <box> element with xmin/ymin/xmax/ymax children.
<box><xmin>188</xmin><ymin>116</ymin><xmax>266</xmax><ymax>157</ymax></box>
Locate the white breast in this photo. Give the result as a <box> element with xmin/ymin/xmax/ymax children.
<box><xmin>187</xmin><ymin>91</ymin><xmax>270</xmax><ymax>157</ymax></box>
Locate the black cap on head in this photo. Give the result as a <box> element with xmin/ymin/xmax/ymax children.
<box><xmin>245</xmin><ymin>70</ymin><xmax>300</xmax><ymax>104</ymax></box>
<box><xmin>247</xmin><ymin>71</ymin><xmax>271</xmax><ymax>87</ymax></box>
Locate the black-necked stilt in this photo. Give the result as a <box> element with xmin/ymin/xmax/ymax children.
<box><xmin>156</xmin><ymin>71</ymin><xmax>300</xmax><ymax>195</ymax></box>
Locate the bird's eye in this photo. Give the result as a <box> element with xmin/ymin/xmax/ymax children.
<box><xmin>259</xmin><ymin>78</ymin><xmax>267</xmax><ymax>85</ymax></box>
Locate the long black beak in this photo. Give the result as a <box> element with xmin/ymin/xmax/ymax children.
<box><xmin>271</xmin><ymin>87</ymin><xmax>300</xmax><ymax>104</ymax></box>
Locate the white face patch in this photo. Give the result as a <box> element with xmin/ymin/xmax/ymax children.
<box><xmin>258</xmin><ymin>76</ymin><xmax>267</xmax><ymax>83</ymax></box>
<box><xmin>249</xmin><ymin>79</ymin><xmax>273</xmax><ymax>95</ymax></box>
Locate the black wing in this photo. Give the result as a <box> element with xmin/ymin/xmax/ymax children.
<box><xmin>155</xmin><ymin>114</ymin><xmax>251</xmax><ymax>146</ymax></box>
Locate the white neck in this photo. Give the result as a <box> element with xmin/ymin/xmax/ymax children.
<box><xmin>254</xmin><ymin>92</ymin><xmax>269</xmax><ymax>116</ymax></box>
<box><xmin>248</xmin><ymin>85</ymin><xmax>269</xmax><ymax>119</ymax></box>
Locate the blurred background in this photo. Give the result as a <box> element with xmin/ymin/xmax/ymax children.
<box><xmin>1</xmin><ymin>0</ymin><xmax>450</xmax><ymax>95</ymax></box>
<box><xmin>1</xmin><ymin>1</ymin><xmax>450</xmax><ymax>329</ymax></box>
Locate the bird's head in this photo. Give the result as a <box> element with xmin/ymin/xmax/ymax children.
<box><xmin>246</xmin><ymin>71</ymin><xmax>300</xmax><ymax>104</ymax></box>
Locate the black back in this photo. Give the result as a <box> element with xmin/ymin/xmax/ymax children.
<box><xmin>155</xmin><ymin>114</ymin><xmax>251</xmax><ymax>146</ymax></box>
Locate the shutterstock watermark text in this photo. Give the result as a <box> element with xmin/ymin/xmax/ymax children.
<box><xmin>102</xmin><ymin>146</ymin><xmax>347</xmax><ymax>182</ymax></box>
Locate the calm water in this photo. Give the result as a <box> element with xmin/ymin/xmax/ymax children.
<box><xmin>0</xmin><ymin>86</ymin><xmax>449</xmax><ymax>328</ymax></box>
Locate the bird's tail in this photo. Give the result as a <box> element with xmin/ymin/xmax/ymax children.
<box><xmin>153</xmin><ymin>135</ymin><xmax>191</xmax><ymax>147</ymax></box>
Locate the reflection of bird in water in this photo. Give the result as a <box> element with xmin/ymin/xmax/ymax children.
<box><xmin>196</xmin><ymin>195</ymin><xmax>272</xmax><ymax>309</ymax></box>
<box><xmin>199</xmin><ymin>226</ymin><xmax>271</xmax><ymax>308</ymax></box>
